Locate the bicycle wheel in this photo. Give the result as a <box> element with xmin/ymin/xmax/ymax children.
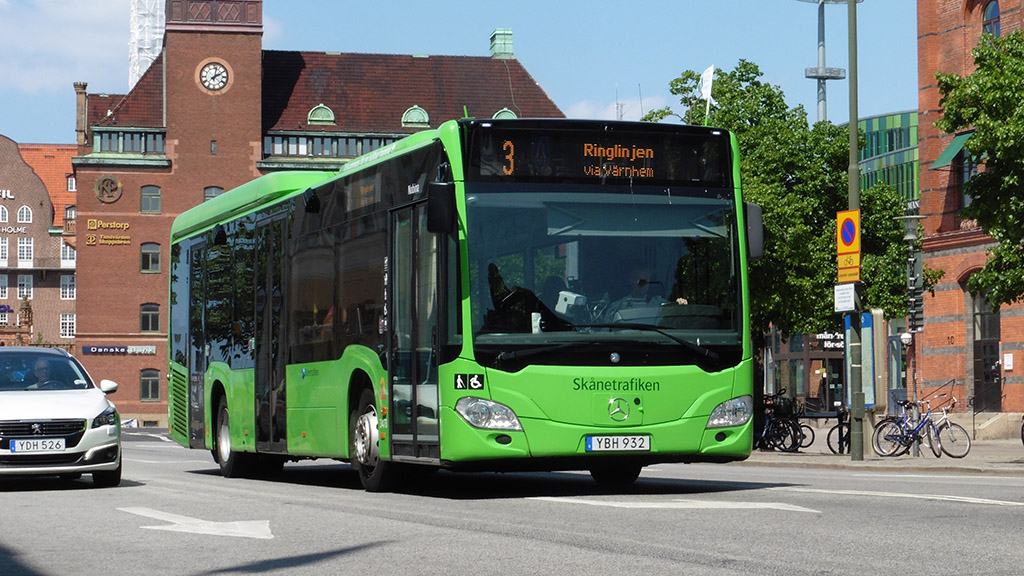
<box><xmin>769</xmin><ymin>418</ymin><xmax>800</xmax><ymax>452</ymax></box>
<box><xmin>873</xmin><ymin>419</ymin><xmax>906</xmax><ymax>456</ymax></box>
<box><xmin>926</xmin><ymin>423</ymin><xmax>943</xmax><ymax>458</ymax></box>
<box><xmin>825</xmin><ymin>424</ymin><xmax>848</xmax><ymax>454</ymax></box>
<box><xmin>938</xmin><ymin>422</ymin><xmax>971</xmax><ymax>458</ymax></box>
<box><xmin>799</xmin><ymin>423</ymin><xmax>815</xmax><ymax>448</ymax></box>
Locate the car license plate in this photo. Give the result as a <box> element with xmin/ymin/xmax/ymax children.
<box><xmin>586</xmin><ymin>435</ymin><xmax>649</xmax><ymax>452</ymax></box>
<box><xmin>10</xmin><ymin>438</ymin><xmax>65</xmax><ymax>453</ymax></box>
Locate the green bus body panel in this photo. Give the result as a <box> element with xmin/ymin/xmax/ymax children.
<box><xmin>436</xmin><ymin>358</ymin><xmax>754</xmax><ymax>463</ymax></box>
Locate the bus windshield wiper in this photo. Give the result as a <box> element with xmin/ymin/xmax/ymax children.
<box><xmin>495</xmin><ymin>342</ymin><xmax>594</xmax><ymax>366</ymax></box>
<box><xmin>578</xmin><ymin>323</ymin><xmax>721</xmax><ymax>364</ymax></box>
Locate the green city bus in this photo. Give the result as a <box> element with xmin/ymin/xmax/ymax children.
<box><xmin>167</xmin><ymin>118</ymin><xmax>763</xmax><ymax>491</ymax></box>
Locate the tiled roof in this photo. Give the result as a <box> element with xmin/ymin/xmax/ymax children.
<box><xmin>17</xmin><ymin>144</ymin><xmax>76</xmax><ymax>228</ymax></box>
<box><xmin>93</xmin><ymin>52</ymin><xmax>165</xmax><ymax>129</ymax></box>
<box><xmin>262</xmin><ymin>51</ymin><xmax>564</xmax><ymax>134</ymax></box>
<box><xmin>87</xmin><ymin>50</ymin><xmax>563</xmax><ymax>133</ymax></box>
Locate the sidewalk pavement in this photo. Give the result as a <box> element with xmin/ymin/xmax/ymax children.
<box><xmin>738</xmin><ymin>438</ymin><xmax>1024</xmax><ymax>475</ymax></box>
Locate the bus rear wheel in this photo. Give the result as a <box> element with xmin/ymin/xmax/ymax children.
<box><xmin>350</xmin><ymin>388</ymin><xmax>395</xmax><ymax>492</ymax></box>
<box><xmin>589</xmin><ymin>463</ymin><xmax>642</xmax><ymax>487</ymax></box>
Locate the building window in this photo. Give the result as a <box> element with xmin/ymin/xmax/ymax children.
<box><xmin>956</xmin><ymin>151</ymin><xmax>979</xmax><ymax>211</ymax></box>
<box><xmin>141</xmin><ymin>303</ymin><xmax>159</xmax><ymax>332</ymax></box>
<box><xmin>204</xmin><ymin>186</ymin><xmax>224</xmax><ymax>202</ymax></box>
<box><xmin>60</xmin><ymin>275</ymin><xmax>76</xmax><ymax>299</ymax></box>
<box><xmin>0</xmin><ymin>275</ymin><xmax>7</xmax><ymax>299</ymax></box>
<box><xmin>141</xmin><ymin>185</ymin><xmax>161</xmax><ymax>214</ymax></box>
<box><xmin>0</xmin><ymin>238</ymin><xmax>7</xmax><ymax>263</ymax></box>
<box><xmin>141</xmin><ymin>242</ymin><xmax>161</xmax><ymax>273</ymax></box>
<box><xmin>17</xmin><ymin>206</ymin><xmax>31</xmax><ymax>224</ymax></box>
<box><xmin>307</xmin><ymin>103</ymin><xmax>335</xmax><ymax>125</ymax></box>
<box><xmin>401</xmin><ymin>105</ymin><xmax>430</xmax><ymax>128</ymax></box>
<box><xmin>493</xmin><ymin>107</ymin><xmax>518</xmax><ymax>120</ymax></box>
<box><xmin>17</xmin><ymin>275</ymin><xmax>32</xmax><ymax>300</ymax></box>
<box><xmin>60</xmin><ymin>313</ymin><xmax>75</xmax><ymax>338</ymax></box>
<box><xmin>65</xmin><ymin>205</ymin><xmax>76</xmax><ymax>221</ymax></box>
<box><xmin>61</xmin><ymin>241</ymin><xmax>76</xmax><ymax>265</ymax></box>
<box><xmin>141</xmin><ymin>369</ymin><xmax>161</xmax><ymax>402</ymax></box>
<box><xmin>0</xmin><ymin>313</ymin><xmax>7</xmax><ymax>326</ymax></box>
<box><xmin>17</xmin><ymin>237</ymin><xmax>32</xmax><ymax>265</ymax></box>
<box><xmin>983</xmin><ymin>1</ymin><xmax>1000</xmax><ymax>36</ymax></box>
<box><xmin>0</xmin><ymin>206</ymin><xmax>7</xmax><ymax>223</ymax></box>
<box><xmin>67</xmin><ymin>176</ymin><xmax>76</xmax><ymax>192</ymax></box>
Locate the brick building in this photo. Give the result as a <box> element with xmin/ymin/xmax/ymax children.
<box><xmin>72</xmin><ymin>0</ymin><xmax>563</xmax><ymax>426</ymax></box>
<box><xmin>0</xmin><ymin>138</ymin><xmax>77</xmax><ymax>348</ymax></box>
<box><xmin>917</xmin><ymin>0</ymin><xmax>1021</xmax><ymax>412</ymax></box>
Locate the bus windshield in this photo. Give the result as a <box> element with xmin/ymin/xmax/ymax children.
<box><xmin>465</xmin><ymin>183</ymin><xmax>743</xmax><ymax>370</ymax></box>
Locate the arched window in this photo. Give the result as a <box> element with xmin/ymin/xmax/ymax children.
<box><xmin>204</xmin><ymin>186</ymin><xmax>224</xmax><ymax>202</ymax></box>
<box><xmin>307</xmin><ymin>103</ymin><xmax>335</xmax><ymax>126</ymax></box>
<box><xmin>493</xmin><ymin>107</ymin><xmax>518</xmax><ymax>120</ymax></box>
<box><xmin>141</xmin><ymin>185</ymin><xmax>161</xmax><ymax>214</ymax></box>
<box><xmin>141</xmin><ymin>242</ymin><xmax>161</xmax><ymax>273</ymax></box>
<box><xmin>140</xmin><ymin>303</ymin><xmax>160</xmax><ymax>332</ymax></box>
<box><xmin>401</xmin><ymin>105</ymin><xmax>430</xmax><ymax>128</ymax></box>
<box><xmin>983</xmin><ymin>1</ymin><xmax>1000</xmax><ymax>36</ymax></box>
<box><xmin>17</xmin><ymin>206</ymin><xmax>31</xmax><ymax>224</ymax></box>
<box><xmin>0</xmin><ymin>206</ymin><xmax>7</xmax><ymax>223</ymax></box>
<box><xmin>141</xmin><ymin>368</ymin><xmax>161</xmax><ymax>402</ymax></box>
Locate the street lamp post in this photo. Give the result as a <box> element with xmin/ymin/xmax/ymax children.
<box><xmin>896</xmin><ymin>214</ymin><xmax>925</xmax><ymax>456</ymax></box>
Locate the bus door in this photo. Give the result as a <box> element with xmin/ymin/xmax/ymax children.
<box><xmin>388</xmin><ymin>201</ymin><xmax>441</xmax><ymax>462</ymax></box>
<box><xmin>255</xmin><ymin>214</ymin><xmax>289</xmax><ymax>453</ymax></box>
<box><xmin>188</xmin><ymin>240</ymin><xmax>207</xmax><ymax>449</ymax></box>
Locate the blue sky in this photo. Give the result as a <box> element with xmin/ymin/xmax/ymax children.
<box><xmin>0</xmin><ymin>0</ymin><xmax>917</xmax><ymax>144</ymax></box>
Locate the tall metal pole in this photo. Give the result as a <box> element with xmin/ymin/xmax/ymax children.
<box><xmin>847</xmin><ymin>0</ymin><xmax>863</xmax><ymax>460</ymax></box>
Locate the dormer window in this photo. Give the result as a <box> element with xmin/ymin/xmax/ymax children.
<box><xmin>493</xmin><ymin>107</ymin><xmax>518</xmax><ymax>120</ymax></box>
<box><xmin>308</xmin><ymin>103</ymin><xmax>335</xmax><ymax>126</ymax></box>
<box><xmin>401</xmin><ymin>105</ymin><xmax>430</xmax><ymax>128</ymax></box>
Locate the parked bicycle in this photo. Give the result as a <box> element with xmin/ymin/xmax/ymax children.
<box><xmin>826</xmin><ymin>401</ymin><xmax>850</xmax><ymax>454</ymax></box>
<box><xmin>872</xmin><ymin>395</ymin><xmax>943</xmax><ymax>457</ymax></box>
<box><xmin>753</xmin><ymin>389</ymin><xmax>801</xmax><ymax>452</ymax></box>
<box><xmin>933</xmin><ymin>396</ymin><xmax>971</xmax><ymax>458</ymax></box>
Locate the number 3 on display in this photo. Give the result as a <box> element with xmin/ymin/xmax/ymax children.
<box><xmin>502</xmin><ymin>140</ymin><xmax>514</xmax><ymax>175</ymax></box>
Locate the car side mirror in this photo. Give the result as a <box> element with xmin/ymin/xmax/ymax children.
<box><xmin>99</xmin><ymin>379</ymin><xmax>118</xmax><ymax>394</ymax></box>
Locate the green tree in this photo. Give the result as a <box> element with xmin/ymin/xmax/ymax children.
<box><xmin>645</xmin><ymin>60</ymin><xmax>907</xmax><ymax>336</ymax></box>
<box><xmin>936</xmin><ymin>31</ymin><xmax>1024</xmax><ymax>309</ymax></box>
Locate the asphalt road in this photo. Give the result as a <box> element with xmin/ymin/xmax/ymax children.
<box><xmin>2</xmin><ymin>430</ymin><xmax>1023</xmax><ymax>576</ymax></box>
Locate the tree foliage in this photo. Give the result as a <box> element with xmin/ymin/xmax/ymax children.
<box><xmin>936</xmin><ymin>31</ymin><xmax>1024</xmax><ymax>309</ymax></box>
<box><xmin>645</xmin><ymin>60</ymin><xmax>907</xmax><ymax>336</ymax></box>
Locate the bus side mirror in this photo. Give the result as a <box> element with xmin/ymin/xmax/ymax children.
<box><xmin>745</xmin><ymin>202</ymin><xmax>763</xmax><ymax>260</ymax></box>
<box><xmin>427</xmin><ymin>181</ymin><xmax>456</xmax><ymax>234</ymax></box>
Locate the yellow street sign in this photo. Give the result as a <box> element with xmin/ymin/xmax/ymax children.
<box><xmin>838</xmin><ymin>266</ymin><xmax>860</xmax><ymax>283</ymax></box>
<box><xmin>838</xmin><ymin>252</ymin><xmax>860</xmax><ymax>269</ymax></box>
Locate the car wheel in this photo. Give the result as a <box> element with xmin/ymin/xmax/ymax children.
<box><xmin>93</xmin><ymin>460</ymin><xmax>122</xmax><ymax>488</ymax></box>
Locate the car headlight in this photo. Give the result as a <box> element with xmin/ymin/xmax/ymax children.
<box><xmin>92</xmin><ymin>405</ymin><xmax>119</xmax><ymax>429</ymax></box>
<box><xmin>455</xmin><ymin>397</ymin><xmax>523</xmax><ymax>431</ymax></box>
<box><xmin>706</xmin><ymin>395</ymin><xmax>753</xmax><ymax>429</ymax></box>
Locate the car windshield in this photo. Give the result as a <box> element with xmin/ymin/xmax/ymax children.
<box><xmin>0</xmin><ymin>353</ymin><xmax>92</xmax><ymax>392</ymax></box>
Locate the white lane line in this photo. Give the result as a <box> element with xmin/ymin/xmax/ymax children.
<box><xmin>771</xmin><ymin>486</ymin><xmax>1024</xmax><ymax>506</ymax></box>
<box><xmin>531</xmin><ymin>497</ymin><xmax>819</xmax><ymax>513</ymax></box>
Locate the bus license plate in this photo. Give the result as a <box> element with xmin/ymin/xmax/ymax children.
<box><xmin>11</xmin><ymin>438</ymin><xmax>65</xmax><ymax>453</ymax></box>
<box><xmin>586</xmin><ymin>435</ymin><xmax>649</xmax><ymax>452</ymax></box>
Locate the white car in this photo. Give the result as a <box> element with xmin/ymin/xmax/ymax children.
<box><xmin>0</xmin><ymin>347</ymin><xmax>121</xmax><ymax>487</ymax></box>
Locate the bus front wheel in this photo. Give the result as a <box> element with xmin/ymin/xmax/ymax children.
<box><xmin>215</xmin><ymin>397</ymin><xmax>253</xmax><ymax>478</ymax></box>
<box><xmin>350</xmin><ymin>388</ymin><xmax>395</xmax><ymax>492</ymax></box>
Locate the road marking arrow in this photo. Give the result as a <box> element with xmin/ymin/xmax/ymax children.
<box><xmin>119</xmin><ymin>507</ymin><xmax>274</xmax><ymax>539</ymax></box>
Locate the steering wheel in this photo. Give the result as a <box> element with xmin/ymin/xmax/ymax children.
<box><xmin>35</xmin><ymin>380</ymin><xmax>64</xmax><ymax>390</ymax></box>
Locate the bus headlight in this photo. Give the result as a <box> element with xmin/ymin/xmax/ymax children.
<box><xmin>456</xmin><ymin>397</ymin><xmax>523</xmax><ymax>431</ymax></box>
<box><xmin>706</xmin><ymin>395</ymin><xmax>753</xmax><ymax>429</ymax></box>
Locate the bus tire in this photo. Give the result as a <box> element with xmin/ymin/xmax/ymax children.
<box><xmin>589</xmin><ymin>463</ymin><xmax>642</xmax><ymax>487</ymax></box>
<box><xmin>215</xmin><ymin>396</ymin><xmax>253</xmax><ymax>478</ymax></box>
<box><xmin>350</xmin><ymin>388</ymin><xmax>395</xmax><ymax>492</ymax></box>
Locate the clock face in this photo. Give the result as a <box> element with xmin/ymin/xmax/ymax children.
<box><xmin>200</xmin><ymin>62</ymin><xmax>229</xmax><ymax>91</ymax></box>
